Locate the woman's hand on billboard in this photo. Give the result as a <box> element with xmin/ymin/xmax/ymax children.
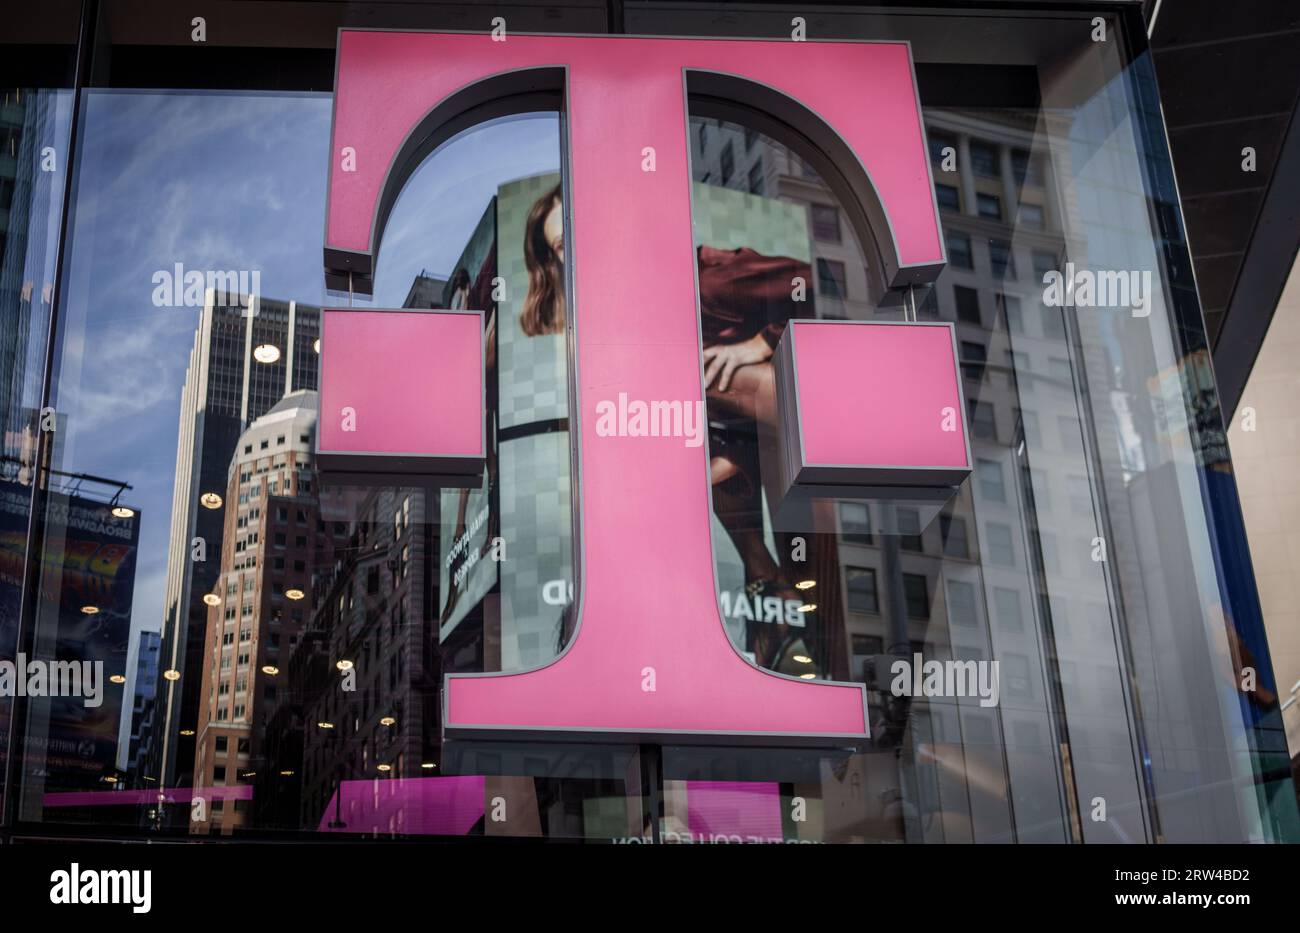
<box><xmin>702</xmin><ymin>334</ymin><xmax>772</xmax><ymax>392</ymax></box>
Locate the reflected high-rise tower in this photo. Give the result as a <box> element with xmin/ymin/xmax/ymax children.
<box><xmin>189</xmin><ymin>390</ymin><xmax>322</xmax><ymax>834</ymax></box>
<box><xmin>148</xmin><ymin>292</ymin><xmax>320</xmax><ymax>800</ymax></box>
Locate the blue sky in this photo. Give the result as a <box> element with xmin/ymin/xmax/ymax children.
<box><xmin>47</xmin><ymin>90</ymin><xmax>557</xmax><ymax>747</ymax></box>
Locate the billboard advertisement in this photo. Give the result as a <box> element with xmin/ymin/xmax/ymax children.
<box><xmin>0</xmin><ymin>481</ymin><xmax>138</xmax><ymax>790</ymax></box>
<box><xmin>436</xmin><ymin>169</ymin><xmax>821</xmax><ymax>673</ymax></box>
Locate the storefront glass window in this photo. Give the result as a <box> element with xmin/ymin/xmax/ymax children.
<box><xmin>2</xmin><ymin>0</ymin><xmax>1292</xmax><ymax>843</ymax></box>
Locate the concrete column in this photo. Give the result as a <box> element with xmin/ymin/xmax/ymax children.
<box><xmin>1000</xmin><ymin>144</ymin><xmax>1018</xmax><ymax>223</ymax></box>
<box><xmin>958</xmin><ymin>134</ymin><xmax>977</xmax><ymax>217</ymax></box>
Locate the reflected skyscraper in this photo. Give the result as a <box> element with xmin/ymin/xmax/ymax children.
<box><xmin>190</xmin><ymin>390</ymin><xmax>322</xmax><ymax>834</ymax></box>
<box><xmin>150</xmin><ymin>293</ymin><xmax>320</xmax><ymax>804</ymax></box>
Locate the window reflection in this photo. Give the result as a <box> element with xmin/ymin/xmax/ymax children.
<box><xmin>0</xmin><ymin>86</ymin><xmax>73</xmax><ymax>821</ymax></box>
<box><xmin>9</xmin><ymin>14</ymin><xmax>1293</xmax><ymax>843</ymax></box>
<box><xmin>18</xmin><ymin>93</ymin><xmax>629</xmax><ymax>839</ymax></box>
<box><xmin>684</xmin><ymin>106</ymin><xmax>1094</xmax><ymax>842</ymax></box>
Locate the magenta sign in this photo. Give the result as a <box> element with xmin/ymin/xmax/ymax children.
<box><xmin>322</xmin><ymin>31</ymin><xmax>962</xmax><ymax>745</ymax></box>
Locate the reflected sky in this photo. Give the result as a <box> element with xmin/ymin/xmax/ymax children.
<box><xmin>47</xmin><ymin>89</ymin><xmax>558</xmax><ymax>746</ymax></box>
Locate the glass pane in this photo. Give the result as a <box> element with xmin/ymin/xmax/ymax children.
<box><xmin>15</xmin><ymin>85</ymin><xmax>636</xmax><ymax>839</ymax></box>
<box><xmin>644</xmin><ymin>2</ymin><xmax>1300</xmax><ymax>843</ymax></box>
<box><xmin>0</xmin><ymin>86</ymin><xmax>74</xmax><ymax>824</ymax></box>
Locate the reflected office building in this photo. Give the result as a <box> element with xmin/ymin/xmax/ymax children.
<box><xmin>149</xmin><ymin>293</ymin><xmax>320</xmax><ymax>795</ymax></box>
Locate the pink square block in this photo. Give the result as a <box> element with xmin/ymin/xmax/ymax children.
<box><xmin>317</xmin><ymin>308</ymin><xmax>484</xmax><ymax>478</ymax></box>
<box><xmin>776</xmin><ymin>320</ymin><xmax>970</xmax><ymax>488</ymax></box>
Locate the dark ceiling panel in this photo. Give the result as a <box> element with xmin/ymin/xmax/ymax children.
<box><xmin>1166</xmin><ymin>115</ymin><xmax>1286</xmax><ymax>197</ymax></box>
<box><xmin>1192</xmin><ymin>253</ymin><xmax>1246</xmax><ymax>311</ymax></box>
<box><xmin>1153</xmin><ymin>32</ymin><xmax>1300</xmax><ymax>126</ymax></box>
<box><xmin>1151</xmin><ymin>0</ymin><xmax>1299</xmax><ymax>47</ymax></box>
<box><xmin>1182</xmin><ymin>190</ymin><xmax>1271</xmax><ymax>257</ymax></box>
<box><xmin>1151</xmin><ymin>0</ymin><xmax>1300</xmax><ymax>372</ymax></box>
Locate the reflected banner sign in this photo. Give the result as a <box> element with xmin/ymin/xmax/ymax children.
<box><xmin>321</xmin><ymin>31</ymin><xmax>965</xmax><ymax>745</ymax></box>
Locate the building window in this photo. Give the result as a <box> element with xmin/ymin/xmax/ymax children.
<box><xmin>1012</xmin><ymin>149</ymin><xmax>1043</xmax><ymax>186</ymax></box>
<box><xmin>1032</xmin><ymin>249</ymin><xmax>1057</xmax><ymax>283</ymax></box>
<box><xmin>936</xmin><ymin>183</ymin><xmax>960</xmax><ymax>213</ymax></box>
<box><xmin>839</xmin><ymin>502</ymin><xmax>872</xmax><ymax>545</ymax></box>
<box><xmin>846</xmin><ymin>566</ymin><xmax>879</xmax><ymax>614</ymax></box>
<box><xmin>946</xmin><ymin>231</ymin><xmax>973</xmax><ymax>270</ymax></box>
<box><xmin>810</xmin><ymin>203</ymin><xmax>841</xmax><ymax>242</ymax></box>
<box><xmin>954</xmin><ymin>285</ymin><xmax>981</xmax><ymax>325</ymax></box>
<box><xmin>816</xmin><ymin>258</ymin><xmax>848</xmax><ymax>299</ymax></box>
<box><xmin>989</xmin><ymin>239</ymin><xmax>1015</xmax><ymax>278</ymax></box>
<box><xmin>898</xmin><ymin>508</ymin><xmax>923</xmax><ymax>552</ymax></box>
<box><xmin>986</xmin><ymin>522</ymin><xmax>1015</xmax><ymax>566</ymax></box>
<box><xmin>747</xmin><ymin>161</ymin><xmax>763</xmax><ymax>195</ymax></box>
<box><xmin>1019</xmin><ymin>202</ymin><xmax>1045</xmax><ymax>229</ymax></box>
<box><xmin>720</xmin><ymin>141</ymin><xmax>735</xmax><ymax>185</ymax></box>
<box><xmin>902</xmin><ymin>573</ymin><xmax>930</xmax><ymax>619</ymax></box>
<box><xmin>976</xmin><ymin>458</ymin><xmax>1005</xmax><ymax>502</ymax></box>
<box><xmin>997</xmin><ymin>292</ymin><xmax>1022</xmax><ymax>333</ymax></box>
<box><xmin>960</xmin><ymin>340</ymin><xmax>987</xmax><ymax>382</ymax></box>
<box><xmin>852</xmin><ymin>634</ymin><xmax>884</xmax><ymax>656</ymax></box>
<box><xmin>947</xmin><ymin>580</ymin><xmax>978</xmax><ymax>627</ymax></box>
<box><xmin>928</xmin><ymin>131</ymin><xmax>955</xmax><ymax>165</ymax></box>
<box><xmin>941</xmin><ymin>515</ymin><xmax>970</xmax><ymax>559</ymax></box>
<box><xmin>969</xmin><ymin>400</ymin><xmax>997</xmax><ymax>441</ymax></box>
<box><xmin>969</xmin><ymin>140</ymin><xmax>1000</xmax><ymax>177</ymax></box>
<box><xmin>995</xmin><ymin>587</ymin><xmax>1024</xmax><ymax>631</ymax></box>
<box><xmin>976</xmin><ymin>192</ymin><xmax>1002</xmax><ymax>220</ymax></box>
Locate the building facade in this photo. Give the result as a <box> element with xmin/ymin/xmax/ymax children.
<box><xmin>0</xmin><ymin>0</ymin><xmax>1297</xmax><ymax>844</ymax></box>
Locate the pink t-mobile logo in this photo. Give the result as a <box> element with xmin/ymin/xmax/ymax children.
<box><xmin>323</xmin><ymin>31</ymin><xmax>962</xmax><ymax>745</ymax></box>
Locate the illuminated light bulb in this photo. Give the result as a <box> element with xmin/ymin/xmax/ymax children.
<box><xmin>253</xmin><ymin>343</ymin><xmax>281</xmax><ymax>364</ymax></box>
